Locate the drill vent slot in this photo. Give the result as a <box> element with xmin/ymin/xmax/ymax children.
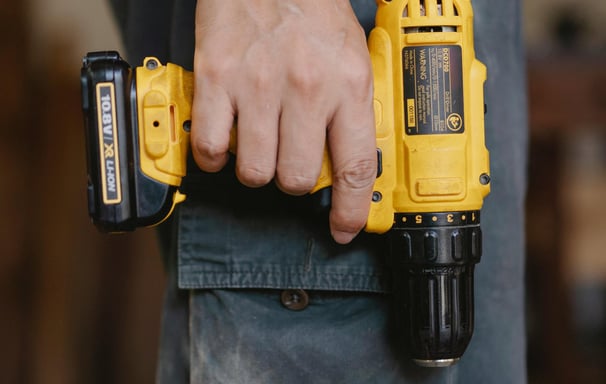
<box><xmin>402</xmin><ymin>0</ymin><xmax>459</xmax><ymax>18</ymax></box>
<box><xmin>403</xmin><ymin>0</ymin><xmax>458</xmax><ymax>34</ymax></box>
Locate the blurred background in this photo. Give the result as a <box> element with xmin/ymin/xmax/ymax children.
<box><xmin>0</xmin><ymin>0</ymin><xmax>605</xmax><ymax>383</ymax></box>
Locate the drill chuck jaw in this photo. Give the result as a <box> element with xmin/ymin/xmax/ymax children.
<box><xmin>390</xmin><ymin>210</ymin><xmax>482</xmax><ymax>365</ymax></box>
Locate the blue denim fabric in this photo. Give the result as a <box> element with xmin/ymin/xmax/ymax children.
<box><xmin>157</xmin><ymin>245</ymin><xmax>474</xmax><ymax>384</ymax></box>
<box><xmin>176</xmin><ymin>172</ymin><xmax>388</xmax><ymax>293</ymax></box>
<box><xmin>108</xmin><ymin>0</ymin><xmax>528</xmax><ymax>383</ymax></box>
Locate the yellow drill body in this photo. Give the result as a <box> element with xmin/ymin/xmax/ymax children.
<box><xmin>133</xmin><ymin>0</ymin><xmax>489</xmax><ymax>235</ymax></box>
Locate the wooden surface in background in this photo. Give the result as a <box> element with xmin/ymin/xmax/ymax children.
<box><xmin>526</xmin><ymin>54</ymin><xmax>606</xmax><ymax>384</ymax></box>
<box><xmin>0</xmin><ymin>3</ymin><xmax>31</xmax><ymax>384</ymax></box>
<box><xmin>0</xmin><ymin>3</ymin><xmax>166</xmax><ymax>383</ymax></box>
<box><xmin>528</xmin><ymin>54</ymin><xmax>606</xmax><ymax>134</ymax></box>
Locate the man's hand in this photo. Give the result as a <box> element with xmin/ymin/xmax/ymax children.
<box><xmin>191</xmin><ymin>0</ymin><xmax>376</xmax><ymax>244</ymax></box>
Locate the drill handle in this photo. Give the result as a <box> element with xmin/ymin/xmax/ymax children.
<box><xmin>136</xmin><ymin>56</ymin><xmax>396</xmax><ymax>232</ymax></box>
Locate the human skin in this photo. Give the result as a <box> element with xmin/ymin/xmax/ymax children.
<box><xmin>191</xmin><ymin>0</ymin><xmax>377</xmax><ymax>244</ymax></box>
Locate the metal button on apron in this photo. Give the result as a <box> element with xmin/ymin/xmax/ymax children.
<box><xmin>280</xmin><ymin>289</ymin><xmax>309</xmax><ymax>311</ymax></box>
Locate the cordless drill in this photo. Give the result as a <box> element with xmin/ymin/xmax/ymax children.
<box><xmin>81</xmin><ymin>0</ymin><xmax>489</xmax><ymax>366</ymax></box>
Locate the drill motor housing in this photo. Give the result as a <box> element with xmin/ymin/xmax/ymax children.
<box><xmin>81</xmin><ymin>0</ymin><xmax>489</xmax><ymax>367</ymax></box>
<box><xmin>369</xmin><ymin>0</ymin><xmax>490</xmax><ymax>367</ymax></box>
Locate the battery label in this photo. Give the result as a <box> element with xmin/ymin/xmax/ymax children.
<box><xmin>96</xmin><ymin>82</ymin><xmax>122</xmax><ymax>205</ymax></box>
<box><xmin>403</xmin><ymin>45</ymin><xmax>464</xmax><ymax>135</ymax></box>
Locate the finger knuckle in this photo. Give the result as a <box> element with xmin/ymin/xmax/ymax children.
<box><xmin>193</xmin><ymin>138</ymin><xmax>227</xmax><ymax>160</ymax></box>
<box><xmin>287</xmin><ymin>62</ymin><xmax>323</xmax><ymax>96</ymax></box>
<box><xmin>237</xmin><ymin>164</ymin><xmax>274</xmax><ymax>187</ymax></box>
<box><xmin>276</xmin><ymin>173</ymin><xmax>317</xmax><ymax>195</ymax></box>
<box><xmin>250</xmin><ymin>68</ymin><xmax>274</xmax><ymax>93</ymax></box>
<box><xmin>334</xmin><ymin>157</ymin><xmax>377</xmax><ymax>191</ymax></box>
<box><xmin>196</xmin><ymin>55</ymin><xmax>233</xmax><ymax>84</ymax></box>
<box><xmin>339</xmin><ymin>51</ymin><xmax>373</xmax><ymax>101</ymax></box>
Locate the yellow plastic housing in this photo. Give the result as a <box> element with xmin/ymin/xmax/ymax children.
<box><xmin>136</xmin><ymin>58</ymin><xmax>193</xmax><ymax>188</ymax></box>
<box><xmin>364</xmin><ymin>0</ymin><xmax>490</xmax><ymax>233</ymax></box>
<box><xmin>132</xmin><ymin>0</ymin><xmax>490</xmax><ymax>235</ymax></box>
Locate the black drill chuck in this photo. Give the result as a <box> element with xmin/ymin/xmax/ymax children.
<box><xmin>389</xmin><ymin>211</ymin><xmax>482</xmax><ymax>367</ymax></box>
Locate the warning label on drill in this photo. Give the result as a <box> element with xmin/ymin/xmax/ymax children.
<box><xmin>96</xmin><ymin>82</ymin><xmax>122</xmax><ymax>205</ymax></box>
<box><xmin>403</xmin><ymin>45</ymin><xmax>464</xmax><ymax>135</ymax></box>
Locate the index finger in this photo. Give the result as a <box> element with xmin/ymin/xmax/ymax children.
<box><xmin>327</xmin><ymin>94</ymin><xmax>377</xmax><ymax>244</ymax></box>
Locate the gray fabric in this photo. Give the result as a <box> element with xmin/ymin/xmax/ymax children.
<box><xmin>108</xmin><ymin>0</ymin><xmax>528</xmax><ymax>382</ymax></box>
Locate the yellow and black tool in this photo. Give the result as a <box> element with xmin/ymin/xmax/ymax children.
<box><xmin>81</xmin><ymin>0</ymin><xmax>489</xmax><ymax>366</ymax></box>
